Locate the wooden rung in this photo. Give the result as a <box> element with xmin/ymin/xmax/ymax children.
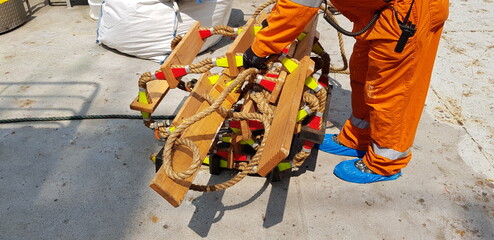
<box><xmin>161</xmin><ymin>22</ymin><xmax>205</xmax><ymax>89</ymax></box>
<box><xmin>150</xmin><ymin>72</ymin><xmax>241</xmax><ymax>207</ymax></box>
<box><xmin>226</xmin><ymin>18</ymin><xmax>256</xmax><ymax>77</ymax></box>
<box><xmin>228</xmin><ymin>134</ymin><xmax>243</xmax><ymax>169</ymax></box>
<box><xmin>268</xmin><ymin>71</ymin><xmax>287</xmax><ymax>104</ymax></box>
<box><xmin>213</xmin><ymin>83</ymin><xmax>238</xmax><ymax>106</ymax></box>
<box><xmin>286</xmin><ymin>42</ymin><xmax>297</xmax><ymax>58</ymax></box>
<box><xmin>225</xmin><ymin>11</ymin><xmax>270</xmax><ymax>77</ymax></box>
<box><xmin>256</xmin><ymin>11</ymin><xmax>270</xmax><ymax>24</ymax></box>
<box><xmin>169</xmin><ymin>72</ymin><xmax>215</xmax><ymax>126</ymax></box>
<box><xmin>257</xmin><ymin>57</ymin><xmax>314</xmax><ymax>176</ymax></box>
<box><xmin>293</xmin><ymin>16</ymin><xmax>318</xmax><ymax>60</ymax></box>
<box><xmin>257</xmin><ymin>15</ymin><xmax>319</xmax><ymax>177</ymax></box>
<box><xmin>240</xmin><ymin>95</ymin><xmax>256</xmax><ymax>140</ymax></box>
<box><xmin>131</xmin><ymin>22</ymin><xmax>205</xmax><ymax>113</ymax></box>
<box><xmin>130</xmin><ymin>80</ymin><xmax>170</xmax><ymax>113</ymax></box>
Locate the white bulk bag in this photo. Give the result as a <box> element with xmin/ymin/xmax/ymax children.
<box><xmin>96</xmin><ymin>0</ymin><xmax>234</xmax><ymax>62</ymax></box>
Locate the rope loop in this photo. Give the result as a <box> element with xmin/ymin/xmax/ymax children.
<box><xmin>163</xmin><ymin>138</ymin><xmax>203</xmax><ymax>180</ymax></box>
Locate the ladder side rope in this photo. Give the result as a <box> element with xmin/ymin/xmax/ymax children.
<box><xmin>319</xmin><ymin>5</ymin><xmax>350</xmax><ymax>74</ymax></box>
<box><xmin>252</xmin><ymin>0</ymin><xmax>277</xmax><ymax>18</ymax></box>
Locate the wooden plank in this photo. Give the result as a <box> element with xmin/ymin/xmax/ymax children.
<box><xmin>161</xmin><ymin>22</ymin><xmax>205</xmax><ymax>89</ymax></box>
<box><xmin>170</xmin><ymin>72</ymin><xmax>214</xmax><ymax>126</ymax></box>
<box><xmin>240</xmin><ymin>95</ymin><xmax>256</xmax><ymax>140</ymax></box>
<box><xmin>213</xmin><ymin>82</ymin><xmax>237</xmax><ymax>106</ymax></box>
<box><xmin>287</xmin><ymin>43</ymin><xmax>297</xmax><ymax>58</ymax></box>
<box><xmin>322</xmin><ymin>84</ymin><xmax>334</xmax><ymax>133</ymax></box>
<box><xmin>131</xmin><ymin>22</ymin><xmax>205</xmax><ymax>113</ymax></box>
<box><xmin>224</xmin><ymin>11</ymin><xmax>269</xmax><ymax>77</ymax></box>
<box><xmin>257</xmin><ymin>57</ymin><xmax>314</xmax><ymax>176</ymax></box>
<box><xmin>130</xmin><ymin>80</ymin><xmax>170</xmax><ymax>113</ymax></box>
<box><xmin>229</xmin><ymin>134</ymin><xmax>243</xmax><ymax>169</ymax></box>
<box><xmin>293</xmin><ymin>16</ymin><xmax>318</xmax><ymax>61</ymax></box>
<box><xmin>150</xmin><ymin>72</ymin><xmax>240</xmax><ymax>207</ymax></box>
<box><xmin>226</xmin><ymin>18</ymin><xmax>256</xmax><ymax>77</ymax></box>
<box><xmin>236</xmin><ymin>10</ymin><xmax>267</xmax><ymax>135</ymax></box>
<box><xmin>256</xmin><ymin>11</ymin><xmax>270</xmax><ymax>24</ymax></box>
<box><xmin>257</xmin><ymin>15</ymin><xmax>318</xmax><ymax>176</ymax></box>
<box><xmin>268</xmin><ymin>71</ymin><xmax>287</xmax><ymax>104</ymax></box>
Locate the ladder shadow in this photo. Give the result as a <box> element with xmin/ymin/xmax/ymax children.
<box><xmin>187</xmin><ymin>135</ymin><xmax>321</xmax><ymax>236</ymax></box>
<box><xmin>187</xmin><ymin>172</ymin><xmax>270</xmax><ymax>237</ymax></box>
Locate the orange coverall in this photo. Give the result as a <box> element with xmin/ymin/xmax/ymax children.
<box><xmin>252</xmin><ymin>0</ymin><xmax>449</xmax><ymax>175</ymax></box>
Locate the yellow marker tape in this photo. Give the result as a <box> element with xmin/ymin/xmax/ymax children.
<box><xmin>168</xmin><ymin>126</ymin><xmax>176</xmax><ymax>133</ymax></box>
<box><xmin>297</xmin><ymin>106</ymin><xmax>311</xmax><ymax>122</ymax></box>
<box><xmin>220</xmin><ymin>160</ymin><xmax>228</xmax><ymax>168</ymax></box>
<box><xmin>235</xmin><ymin>28</ymin><xmax>243</xmax><ymax>35</ymax></box>
<box><xmin>240</xmin><ymin>139</ymin><xmax>255</xmax><ymax>146</ymax></box>
<box><xmin>281</xmin><ymin>57</ymin><xmax>298</xmax><ymax>73</ymax></box>
<box><xmin>150</xmin><ymin>156</ymin><xmax>156</xmax><ymax>163</ymax></box>
<box><xmin>297</xmin><ymin>109</ymin><xmax>308</xmax><ymax>122</ymax></box>
<box><xmin>208</xmin><ymin>75</ymin><xmax>220</xmax><ymax>85</ymax></box>
<box><xmin>297</xmin><ymin>32</ymin><xmax>307</xmax><ymax>42</ymax></box>
<box><xmin>141</xmin><ymin>112</ymin><xmax>150</xmax><ymax>120</ymax></box>
<box><xmin>226</xmin><ymin>79</ymin><xmax>240</xmax><ymax>91</ymax></box>
<box><xmin>203</xmin><ymin>156</ymin><xmax>210</xmax><ymax>165</ymax></box>
<box><xmin>138</xmin><ymin>90</ymin><xmax>149</xmax><ymax>104</ymax></box>
<box><xmin>312</xmin><ymin>42</ymin><xmax>324</xmax><ymax>55</ymax></box>
<box><xmin>216</xmin><ymin>57</ymin><xmax>229</xmax><ymax>67</ymax></box>
<box><xmin>254</xmin><ymin>25</ymin><xmax>262</xmax><ymax>35</ymax></box>
<box><xmin>305</xmin><ymin>76</ymin><xmax>318</xmax><ymax>90</ymax></box>
<box><xmin>277</xmin><ymin>162</ymin><xmax>292</xmax><ymax>171</ymax></box>
<box><xmin>235</xmin><ymin>55</ymin><xmax>243</xmax><ymax>67</ymax></box>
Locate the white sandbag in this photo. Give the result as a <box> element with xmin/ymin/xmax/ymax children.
<box><xmin>96</xmin><ymin>0</ymin><xmax>234</xmax><ymax>62</ymax></box>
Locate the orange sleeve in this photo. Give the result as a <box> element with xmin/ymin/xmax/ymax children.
<box><xmin>251</xmin><ymin>0</ymin><xmax>319</xmax><ymax>57</ymax></box>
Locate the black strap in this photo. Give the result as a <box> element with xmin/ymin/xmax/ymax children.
<box><xmin>402</xmin><ymin>0</ymin><xmax>415</xmax><ymax>25</ymax></box>
<box><xmin>394</xmin><ymin>0</ymin><xmax>416</xmax><ymax>53</ymax></box>
<box><xmin>323</xmin><ymin>2</ymin><xmax>382</xmax><ymax>37</ymax></box>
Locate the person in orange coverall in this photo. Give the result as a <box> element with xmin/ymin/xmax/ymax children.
<box><xmin>243</xmin><ymin>0</ymin><xmax>449</xmax><ymax>183</ymax></box>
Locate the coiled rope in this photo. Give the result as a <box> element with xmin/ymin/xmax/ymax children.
<box><xmin>320</xmin><ymin>5</ymin><xmax>350</xmax><ymax>74</ymax></box>
<box><xmin>160</xmin><ymin>68</ymin><xmax>281</xmax><ymax>192</ymax></box>
<box><xmin>252</xmin><ymin>0</ymin><xmax>277</xmax><ymax>18</ymax></box>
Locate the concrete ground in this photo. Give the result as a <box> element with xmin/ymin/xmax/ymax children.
<box><xmin>1</xmin><ymin>0</ymin><xmax>493</xmax><ymax>239</ymax></box>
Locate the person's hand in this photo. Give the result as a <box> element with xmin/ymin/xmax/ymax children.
<box><xmin>243</xmin><ymin>47</ymin><xmax>267</xmax><ymax>70</ymax></box>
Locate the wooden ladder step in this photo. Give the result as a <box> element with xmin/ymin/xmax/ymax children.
<box><xmin>150</xmin><ymin>71</ymin><xmax>240</xmax><ymax>207</ymax></box>
<box><xmin>257</xmin><ymin>15</ymin><xmax>319</xmax><ymax>176</ymax></box>
<box><xmin>130</xmin><ymin>22</ymin><xmax>206</xmax><ymax>113</ymax></box>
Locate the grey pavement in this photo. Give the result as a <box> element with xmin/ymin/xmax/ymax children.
<box><xmin>1</xmin><ymin>0</ymin><xmax>493</xmax><ymax>239</ymax></box>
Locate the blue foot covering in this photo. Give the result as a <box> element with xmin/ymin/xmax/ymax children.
<box><xmin>318</xmin><ymin>134</ymin><xmax>366</xmax><ymax>157</ymax></box>
<box><xmin>333</xmin><ymin>159</ymin><xmax>402</xmax><ymax>184</ymax></box>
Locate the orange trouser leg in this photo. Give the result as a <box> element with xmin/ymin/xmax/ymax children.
<box><xmin>337</xmin><ymin>40</ymin><xmax>371</xmax><ymax>151</ymax></box>
<box><xmin>333</xmin><ymin>0</ymin><xmax>448</xmax><ymax>175</ymax></box>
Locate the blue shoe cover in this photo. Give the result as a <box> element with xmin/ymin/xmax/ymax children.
<box><xmin>333</xmin><ymin>159</ymin><xmax>402</xmax><ymax>184</ymax></box>
<box><xmin>318</xmin><ymin>134</ymin><xmax>366</xmax><ymax>157</ymax></box>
